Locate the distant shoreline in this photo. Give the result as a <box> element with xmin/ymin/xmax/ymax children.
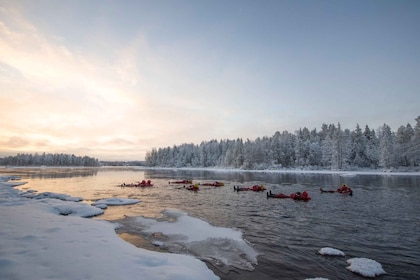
<box><xmin>1</xmin><ymin>165</ymin><xmax>420</xmax><ymax>176</ymax></box>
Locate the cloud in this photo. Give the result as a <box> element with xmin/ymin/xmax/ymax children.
<box><xmin>0</xmin><ymin>5</ymin><xmax>230</xmax><ymax>160</ymax></box>
<box><xmin>3</xmin><ymin>2</ymin><xmax>417</xmax><ymax>161</ymax></box>
<box><xmin>0</xmin><ymin>7</ymin><xmax>141</xmax><ymax>157</ymax></box>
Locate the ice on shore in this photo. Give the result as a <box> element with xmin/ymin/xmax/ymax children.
<box><xmin>132</xmin><ymin>209</ymin><xmax>260</xmax><ymax>272</ymax></box>
<box><xmin>0</xmin><ymin>176</ymin><xmax>219</xmax><ymax>280</ymax></box>
<box><xmin>32</xmin><ymin>191</ymin><xmax>83</xmax><ymax>202</ymax></box>
<box><xmin>92</xmin><ymin>197</ymin><xmax>141</xmax><ymax>206</ymax></box>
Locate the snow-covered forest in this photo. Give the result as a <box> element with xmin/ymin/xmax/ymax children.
<box><xmin>0</xmin><ymin>153</ymin><xmax>100</xmax><ymax>167</ymax></box>
<box><xmin>145</xmin><ymin>116</ymin><xmax>420</xmax><ymax>171</ymax></box>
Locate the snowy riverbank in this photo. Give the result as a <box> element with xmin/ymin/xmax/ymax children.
<box><xmin>0</xmin><ymin>176</ymin><xmax>219</xmax><ymax>280</ymax></box>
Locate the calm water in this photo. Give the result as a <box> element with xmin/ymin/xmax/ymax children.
<box><xmin>2</xmin><ymin>167</ymin><xmax>420</xmax><ymax>280</ymax></box>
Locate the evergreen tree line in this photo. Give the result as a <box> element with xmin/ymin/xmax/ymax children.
<box><xmin>145</xmin><ymin>116</ymin><xmax>420</xmax><ymax>171</ymax></box>
<box><xmin>0</xmin><ymin>153</ymin><xmax>100</xmax><ymax>167</ymax></box>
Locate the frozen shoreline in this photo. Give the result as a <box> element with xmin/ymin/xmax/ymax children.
<box><xmin>0</xmin><ymin>173</ymin><xmax>392</xmax><ymax>280</ymax></box>
<box><xmin>0</xmin><ymin>176</ymin><xmax>219</xmax><ymax>280</ymax></box>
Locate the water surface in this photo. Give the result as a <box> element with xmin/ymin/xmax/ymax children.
<box><xmin>3</xmin><ymin>167</ymin><xmax>419</xmax><ymax>280</ymax></box>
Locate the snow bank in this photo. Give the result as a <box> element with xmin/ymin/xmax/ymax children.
<box><xmin>133</xmin><ymin>209</ymin><xmax>260</xmax><ymax>272</ymax></box>
<box><xmin>32</xmin><ymin>191</ymin><xmax>83</xmax><ymax>202</ymax></box>
<box><xmin>346</xmin><ymin>258</ymin><xmax>386</xmax><ymax>277</ymax></box>
<box><xmin>318</xmin><ymin>247</ymin><xmax>345</xmax><ymax>256</ymax></box>
<box><xmin>0</xmin><ymin>177</ymin><xmax>219</xmax><ymax>280</ymax></box>
<box><xmin>42</xmin><ymin>198</ymin><xmax>105</xmax><ymax>217</ymax></box>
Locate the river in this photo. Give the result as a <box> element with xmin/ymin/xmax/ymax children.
<box><xmin>2</xmin><ymin>167</ymin><xmax>419</xmax><ymax>280</ymax></box>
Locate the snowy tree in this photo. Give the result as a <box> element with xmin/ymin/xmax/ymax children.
<box><xmin>320</xmin><ymin>124</ymin><xmax>336</xmax><ymax>168</ymax></box>
<box><xmin>364</xmin><ymin>125</ymin><xmax>379</xmax><ymax>168</ymax></box>
<box><xmin>395</xmin><ymin>124</ymin><xmax>414</xmax><ymax>167</ymax></box>
<box><xmin>231</xmin><ymin>138</ymin><xmax>244</xmax><ymax>168</ymax></box>
<box><xmin>141</xmin><ymin>116</ymin><xmax>419</xmax><ymax>171</ymax></box>
<box><xmin>378</xmin><ymin>124</ymin><xmax>395</xmax><ymax>169</ymax></box>
<box><xmin>270</xmin><ymin>131</ymin><xmax>282</xmax><ymax>166</ymax></box>
<box><xmin>349</xmin><ymin>124</ymin><xmax>369</xmax><ymax>167</ymax></box>
<box><xmin>294</xmin><ymin>127</ymin><xmax>311</xmax><ymax>167</ymax></box>
<box><xmin>242</xmin><ymin>139</ymin><xmax>255</xmax><ymax>169</ymax></box>
<box><xmin>331</xmin><ymin>123</ymin><xmax>343</xmax><ymax>170</ymax></box>
<box><xmin>307</xmin><ymin>128</ymin><xmax>322</xmax><ymax>166</ymax></box>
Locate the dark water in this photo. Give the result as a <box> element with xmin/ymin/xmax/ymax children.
<box><xmin>2</xmin><ymin>167</ymin><xmax>420</xmax><ymax>280</ymax></box>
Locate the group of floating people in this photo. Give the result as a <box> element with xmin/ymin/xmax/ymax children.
<box><xmin>120</xmin><ymin>179</ymin><xmax>353</xmax><ymax>200</ymax></box>
<box><xmin>169</xmin><ymin>180</ymin><xmax>225</xmax><ymax>191</ymax></box>
<box><xmin>233</xmin><ymin>184</ymin><xmax>312</xmax><ymax>201</ymax></box>
<box><xmin>266</xmin><ymin>184</ymin><xmax>353</xmax><ymax>201</ymax></box>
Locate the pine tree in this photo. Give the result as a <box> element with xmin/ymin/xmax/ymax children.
<box><xmin>378</xmin><ymin>124</ymin><xmax>395</xmax><ymax>169</ymax></box>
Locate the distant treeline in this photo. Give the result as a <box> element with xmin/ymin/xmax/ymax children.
<box><xmin>0</xmin><ymin>153</ymin><xmax>100</xmax><ymax>167</ymax></box>
<box><xmin>145</xmin><ymin>116</ymin><xmax>420</xmax><ymax>171</ymax></box>
<box><xmin>100</xmin><ymin>161</ymin><xmax>145</xmax><ymax>166</ymax></box>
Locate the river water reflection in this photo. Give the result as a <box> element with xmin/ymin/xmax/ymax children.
<box><xmin>2</xmin><ymin>167</ymin><xmax>420</xmax><ymax>280</ymax></box>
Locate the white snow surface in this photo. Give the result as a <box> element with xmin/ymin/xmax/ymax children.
<box><xmin>0</xmin><ymin>177</ymin><xmax>219</xmax><ymax>280</ymax></box>
<box><xmin>32</xmin><ymin>191</ymin><xmax>83</xmax><ymax>202</ymax></box>
<box><xmin>346</xmin><ymin>257</ymin><xmax>387</xmax><ymax>278</ymax></box>
<box><xmin>134</xmin><ymin>209</ymin><xmax>260</xmax><ymax>271</ymax></box>
<box><xmin>318</xmin><ymin>248</ymin><xmax>387</xmax><ymax>278</ymax></box>
<box><xmin>318</xmin><ymin>247</ymin><xmax>345</xmax><ymax>256</ymax></box>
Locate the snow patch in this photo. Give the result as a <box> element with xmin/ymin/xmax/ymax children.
<box><xmin>346</xmin><ymin>257</ymin><xmax>386</xmax><ymax>278</ymax></box>
<box><xmin>32</xmin><ymin>191</ymin><xmax>83</xmax><ymax>202</ymax></box>
<box><xmin>44</xmin><ymin>199</ymin><xmax>104</xmax><ymax>217</ymax></box>
<box><xmin>318</xmin><ymin>247</ymin><xmax>345</xmax><ymax>256</ymax></box>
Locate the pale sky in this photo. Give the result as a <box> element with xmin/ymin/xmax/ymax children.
<box><xmin>1</xmin><ymin>0</ymin><xmax>419</xmax><ymax>161</ymax></box>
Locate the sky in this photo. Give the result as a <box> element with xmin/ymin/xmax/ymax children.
<box><xmin>1</xmin><ymin>0</ymin><xmax>419</xmax><ymax>161</ymax></box>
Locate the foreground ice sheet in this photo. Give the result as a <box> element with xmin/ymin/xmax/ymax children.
<box><xmin>132</xmin><ymin>209</ymin><xmax>260</xmax><ymax>272</ymax></box>
<box><xmin>0</xmin><ymin>177</ymin><xmax>219</xmax><ymax>280</ymax></box>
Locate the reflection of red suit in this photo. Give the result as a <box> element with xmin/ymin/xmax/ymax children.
<box><xmin>170</xmin><ymin>180</ymin><xmax>192</xmax><ymax>184</ymax></box>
